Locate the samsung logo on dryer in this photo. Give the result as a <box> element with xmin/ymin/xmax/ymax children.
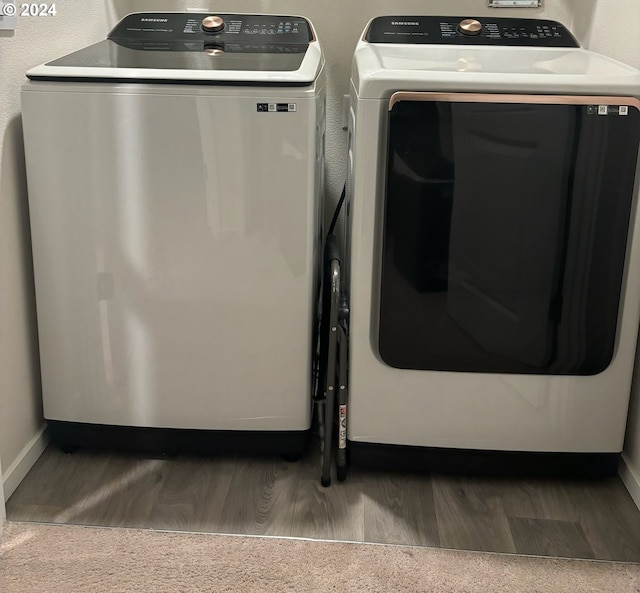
<box><xmin>141</xmin><ymin>18</ymin><xmax>168</xmax><ymax>22</ymax></box>
<box><xmin>391</xmin><ymin>21</ymin><xmax>420</xmax><ymax>26</ymax></box>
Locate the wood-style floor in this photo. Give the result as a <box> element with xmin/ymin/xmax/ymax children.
<box><xmin>7</xmin><ymin>443</ymin><xmax>640</xmax><ymax>562</ymax></box>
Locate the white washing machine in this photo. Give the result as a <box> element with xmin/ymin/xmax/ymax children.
<box><xmin>346</xmin><ymin>15</ymin><xmax>640</xmax><ymax>472</ymax></box>
<box><xmin>22</xmin><ymin>12</ymin><xmax>325</xmax><ymax>455</ymax></box>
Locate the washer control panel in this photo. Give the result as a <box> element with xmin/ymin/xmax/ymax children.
<box><xmin>365</xmin><ymin>16</ymin><xmax>579</xmax><ymax>47</ymax></box>
<box><xmin>109</xmin><ymin>12</ymin><xmax>312</xmax><ymax>44</ymax></box>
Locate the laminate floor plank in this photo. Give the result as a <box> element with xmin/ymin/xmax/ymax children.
<box><xmin>217</xmin><ymin>457</ymin><xmax>298</xmax><ymax>537</ymax></box>
<box><xmin>487</xmin><ymin>478</ymin><xmax>578</xmax><ymax>522</ymax></box>
<box><xmin>70</xmin><ymin>455</ymin><xmax>171</xmax><ymax>529</ymax></box>
<box><xmin>5</xmin><ymin>503</ymin><xmax>72</xmax><ymax>523</ymax></box>
<box><xmin>362</xmin><ymin>472</ymin><xmax>440</xmax><ymax>547</ymax></box>
<box><xmin>145</xmin><ymin>456</ymin><xmax>236</xmax><ymax>532</ymax></box>
<box><xmin>8</xmin><ymin>448</ymin><xmax>81</xmax><ymax>507</ymax></box>
<box><xmin>5</xmin><ymin>447</ymin><xmax>55</xmax><ymax>506</ymax></box>
<box><xmin>291</xmin><ymin>442</ymin><xmax>329</xmax><ymax>483</ymax></box>
<box><xmin>9</xmin><ymin>448</ymin><xmax>116</xmax><ymax>512</ymax></box>
<box><xmin>433</xmin><ymin>476</ymin><xmax>517</xmax><ymax>553</ymax></box>
<box><xmin>509</xmin><ymin>517</ymin><xmax>595</xmax><ymax>559</ymax></box>
<box><xmin>58</xmin><ymin>450</ymin><xmax>115</xmax><ymax>509</ymax></box>
<box><xmin>291</xmin><ymin>478</ymin><xmax>365</xmax><ymax>541</ymax></box>
<box><xmin>564</xmin><ymin>478</ymin><xmax>640</xmax><ymax>562</ymax></box>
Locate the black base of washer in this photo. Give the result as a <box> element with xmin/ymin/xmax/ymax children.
<box><xmin>47</xmin><ymin>420</ymin><xmax>310</xmax><ymax>459</ymax></box>
<box><xmin>348</xmin><ymin>441</ymin><xmax>619</xmax><ymax>478</ymax></box>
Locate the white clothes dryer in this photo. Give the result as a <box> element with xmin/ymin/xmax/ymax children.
<box><xmin>22</xmin><ymin>12</ymin><xmax>325</xmax><ymax>456</ymax></box>
<box><xmin>346</xmin><ymin>15</ymin><xmax>640</xmax><ymax>473</ymax></box>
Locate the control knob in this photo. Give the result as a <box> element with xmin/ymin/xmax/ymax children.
<box><xmin>458</xmin><ymin>18</ymin><xmax>482</xmax><ymax>36</ymax></box>
<box><xmin>202</xmin><ymin>15</ymin><xmax>225</xmax><ymax>33</ymax></box>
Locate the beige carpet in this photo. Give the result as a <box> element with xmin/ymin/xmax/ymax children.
<box><xmin>1</xmin><ymin>522</ymin><xmax>639</xmax><ymax>592</ymax></box>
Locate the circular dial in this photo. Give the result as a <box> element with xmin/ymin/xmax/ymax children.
<box><xmin>202</xmin><ymin>15</ymin><xmax>225</xmax><ymax>33</ymax></box>
<box><xmin>458</xmin><ymin>18</ymin><xmax>482</xmax><ymax>36</ymax></box>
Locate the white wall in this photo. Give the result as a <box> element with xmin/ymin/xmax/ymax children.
<box><xmin>581</xmin><ymin>0</ymin><xmax>640</xmax><ymax>69</ymax></box>
<box><xmin>0</xmin><ymin>1</ymin><xmax>124</xmax><ymax>502</ymax></box>
<box><xmin>1</xmin><ymin>0</ymin><xmax>640</xmax><ymax>515</ymax></box>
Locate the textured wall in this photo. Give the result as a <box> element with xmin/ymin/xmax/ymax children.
<box><xmin>582</xmin><ymin>0</ymin><xmax>640</xmax><ymax>68</ymax></box>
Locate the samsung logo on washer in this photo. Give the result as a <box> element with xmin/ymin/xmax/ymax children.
<box><xmin>141</xmin><ymin>18</ymin><xmax>168</xmax><ymax>22</ymax></box>
<box><xmin>392</xmin><ymin>21</ymin><xmax>420</xmax><ymax>26</ymax></box>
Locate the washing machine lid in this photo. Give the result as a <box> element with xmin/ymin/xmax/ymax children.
<box><xmin>26</xmin><ymin>12</ymin><xmax>323</xmax><ymax>85</ymax></box>
<box><xmin>353</xmin><ymin>16</ymin><xmax>640</xmax><ymax>98</ymax></box>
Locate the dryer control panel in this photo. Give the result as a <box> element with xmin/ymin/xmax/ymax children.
<box><xmin>365</xmin><ymin>16</ymin><xmax>579</xmax><ymax>47</ymax></box>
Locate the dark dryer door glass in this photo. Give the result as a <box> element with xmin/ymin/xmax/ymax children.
<box><xmin>379</xmin><ymin>94</ymin><xmax>640</xmax><ymax>375</ymax></box>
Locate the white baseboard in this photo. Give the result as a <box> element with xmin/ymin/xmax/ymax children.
<box><xmin>2</xmin><ymin>425</ymin><xmax>48</xmax><ymax>501</ymax></box>
<box><xmin>620</xmin><ymin>453</ymin><xmax>640</xmax><ymax>511</ymax></box>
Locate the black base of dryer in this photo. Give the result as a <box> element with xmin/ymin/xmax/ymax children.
<box><xmin>349</xmin><ymin>441</ymin><xmax>619</xmax><ymax>478</ymax></box>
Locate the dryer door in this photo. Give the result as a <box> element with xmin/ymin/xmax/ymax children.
<box><xmin>378</xmin><ymin>93</ymin><xmax>640</xmax><ymax>375</ymax></box>
<box><xmin>446</xmin><ymin>101</ymin><xmax>573</xmax><ymax>368</ymax></box>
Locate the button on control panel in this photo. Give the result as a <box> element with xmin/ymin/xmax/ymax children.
<box><xmin>458</xmin><ymin>19</ymin><xmax>482</xmax><ymax>36</ymax></box>
<box><xmin>202</xmin><ymin>15</ymin><xmax>225</xmax><ymax>33</ymax></box>
<box><xmin>365</xmin><ymin>16</ymin><xmax>579</xmax><ymax>47</ymax></box>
